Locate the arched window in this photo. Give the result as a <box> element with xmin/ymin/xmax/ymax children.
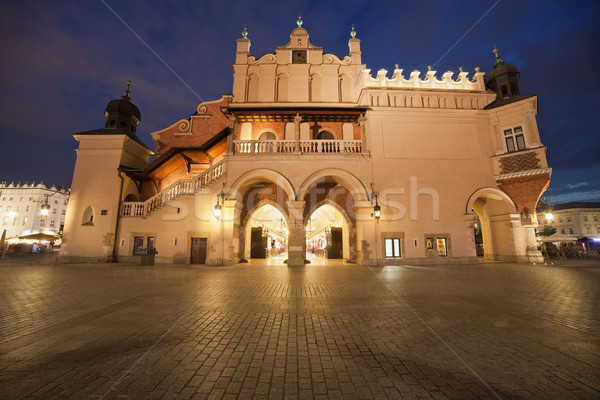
<box><xmin>259</xmin><ymin>131</ymin><xmax>276</xmax><ymax>141</ymax></box>
<box><xmin>124</xmin><ymin>194</ymin><xmax>138</xmax><ymax>202</ymax></box>
<box><xmin>317</xmin><ymin>131</ymin><xmax>334</xmax><ymax>140</ymax></box>
<box><xmin>81</xmin><ymin>206</ymin><xmax>94</xmax><ymax>226</ymax></box>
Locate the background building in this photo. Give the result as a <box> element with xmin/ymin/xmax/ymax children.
<box><xmin>539</xmin><ymin>202</ymin><xmax>600</xmax><ymax>237</ymax></box>
<box><xmin>0</xmin><ymin>182</ymin><xmax>69</xmax><ymax>238</ymax></box>
<box><xmin>61</xmin><ymin>21</ymin><xmax>551</xmax><ymax>265</ymax></box>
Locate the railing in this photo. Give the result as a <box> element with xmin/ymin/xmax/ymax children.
<box><xmin>233</xmin><ymin>139</ymin><xmax>362</xmax><ymax>154</ymax></box>
<box><xmin>120</xmin><ymin>160</ymin><xmax>225</xmax><ymax>217</ymax></box>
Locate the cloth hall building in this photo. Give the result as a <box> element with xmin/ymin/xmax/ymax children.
<box><xmin>61</xmin><ymin>21</ymin><xmax>551</xmax><ymax>266</ymax></box>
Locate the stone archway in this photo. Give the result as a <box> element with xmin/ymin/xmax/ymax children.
<box><xmin>466</xmin><ymin>187</ymin><xmax>528</xmax><ymax>262</ymax></box>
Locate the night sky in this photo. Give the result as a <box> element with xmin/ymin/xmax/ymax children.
<box><xmin>1</xmin><ymin>0</ymin><xmax>598</xmax><ymax>204</ymax></box>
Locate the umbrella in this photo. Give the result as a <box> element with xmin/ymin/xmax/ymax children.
<box><xmin>538</xmin><ymin>232</ymin><xmax>578</xmax><ymax>242</ymax></box>
<box><xmin>19</xmin><ymin>232</ymin><xmax>60</xmax><ymax>241</ymax></box>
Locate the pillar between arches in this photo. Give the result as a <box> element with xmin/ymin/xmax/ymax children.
<box><xmin>286</xmin><ymin>200</ymin><xmax>306</xmax><ymax>266</ymax></box>
<box><xmin>223</xmin><ymin>199</ymin><xmax>242</xmax><ymax>264</ymax></box>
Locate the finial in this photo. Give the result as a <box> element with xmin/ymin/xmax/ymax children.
<box><xmin>395</xmin><ymin>64</ymin><xmax>399</xmax><ymax>69</ymax></box>
<box><xmin>475</xmin><ymin>66</ymin><xmax>480</xmax><ymax>73</ymax></box>
<box><xmin>122</xmin><ymin>80</ymin><xmax>132</xmax><ymax>100</ymax></box>
<box><xmin>427</xmin><ymin>65</ymin><xmax>432</xmax><ymax>71</ymax></box>
<box><xmin>242</xmin><ymin>25</ymin><xmax>248</xmax><ymax>38</ymax></box>
<box><xmin>350</xmin><ymin>25</ymin><xmax>356</xmax><ymax>38</ymax></box>
<box><xmin>459</xmin><ymin>66</ymin><xmax>463</xmax><ymax>73</ymax></box>
<box><xmin>493</xmin><ymin>44</ymin><xmax>504</xmax><ymax>66</ymax></box>
<box><xmin>297</xmin><ymin>14</ymin><xmax>303</xmax><ymax>27</ymax></box>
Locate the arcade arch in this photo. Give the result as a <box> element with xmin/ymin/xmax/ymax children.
<box><xmin>466</xmin><ymin>187</ymin><xmax>527</xmax><ymax>262</ymax></box>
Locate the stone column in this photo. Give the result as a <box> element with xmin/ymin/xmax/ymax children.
<box><xmin>359</xmin><ymin>115</ymin><xmax>368</xmax><ymax>154</ymax></box>
<box><xmin>226</xmin><ymin>115</ymin><xmax>236</xmax><ymax>155</ymax></box>
<box><xmin>294</xmin><ymin>114</ymin><xmax>302</xmax><ymax>154</ymax></box>
<box><xmin>522</xmin><ymin>213</ymin><xmax>544</xmax><ymax>263</ymax></box>
<box><xmin>354</xmin><ymin>204</ymin><xmax>376</xmax><ymax>265</ymax></box>
<box><xmin>222</xmin><ymin>199</ymin><xmax>242</xmax><ymax>264</ymax></box>
<box><xmin>286</xmin><ymin>200</ymin><xmax>306</xmax><ymax>266</ymax></box>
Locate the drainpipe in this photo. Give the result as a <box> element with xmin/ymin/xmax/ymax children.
<box><xmin>113</xmin><ymin>167</ymin><xmax>125</xmax><ymax>262</ymax></box>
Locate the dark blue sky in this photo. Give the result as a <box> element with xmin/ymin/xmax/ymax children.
<box><xmin>1</xmin><ymin>0</ymin><xmax>598</xmax><ymax>204</ymax></box>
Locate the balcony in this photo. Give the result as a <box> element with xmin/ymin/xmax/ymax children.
<box><xmin>233</xmin><ymin>139</ymin><xmax>363</xmax><ymax>155</ymax></box>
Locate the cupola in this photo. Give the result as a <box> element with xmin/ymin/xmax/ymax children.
<box><xmin>485</xmin><ymin>47</ymin><xmax>521</xmax><ymax>100</ymax></box>
<box><xmin>104</xmin><ymin>81</ymin><xmax>141</xmax><ymax>136</ymax></box>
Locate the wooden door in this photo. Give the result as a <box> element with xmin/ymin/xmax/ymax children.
<box><xmin>250</xmin><ymin>227</ymin><xmax>267</xmax><ymax>258</ymax></box>
<box><xmin>328</xmin><ymin>227</ymin><xmax>343</xmax><ymax>259</ymax></box>
<box><xmin>190</xmin><ymin>237</ymin><xmax>207</xmax><ymax>264</ymax></box>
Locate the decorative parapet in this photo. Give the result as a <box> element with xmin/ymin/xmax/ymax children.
<box><xmin>361</xmin><ymin>66</ymin><xmax>486</xmax><ymax>92</ymax></box>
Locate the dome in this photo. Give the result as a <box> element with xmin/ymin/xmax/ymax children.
<box><xmin>105</xmin><ymin>96</ymin><xmax>141</xmax><ymax>121</ymax></box>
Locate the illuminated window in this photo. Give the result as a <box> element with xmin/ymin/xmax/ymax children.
<box><xmin>504</xmin><ymin>126</ymin><xmax>526</xmax><ymax>153</ymax></box>
<box><xmin>384</xmin><ymin>238</ymin><xmax>401</xmax><ymax>258</ymax></box>
<box><xmin>133</xmin><ymin>236</ymin><xmax>145</xmax><ymax>255</ymax></box>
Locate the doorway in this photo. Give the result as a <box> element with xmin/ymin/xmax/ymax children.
<box><xmin>190</xmin><ymin>237</ymin><xmax>207</xmax><ymax>264</ymax></box>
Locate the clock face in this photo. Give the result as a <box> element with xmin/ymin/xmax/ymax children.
<box><xmin>292</xmin><ymin>50</ymin><xmax>306</xmax><ymax>64</ymax></box>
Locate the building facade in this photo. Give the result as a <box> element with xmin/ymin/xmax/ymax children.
<box><xmin>0</xmin><ymin>182</ymin><xmax>69</xmax><ymax>238</ymax></box>
<box><xmin>539</xmin><ymin>202</ymin><xmax>600</xmax><ymax>238</ymax></box>
<box><xmin>61</xmin><ymin>21</ymin><xmax>551</xmax><ymax>265</ymax></box>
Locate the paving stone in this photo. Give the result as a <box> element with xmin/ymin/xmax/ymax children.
<box><xmin>0</xmin><ymin>257</ymin><xmax>599</xmax><ymax>399</ymax></box>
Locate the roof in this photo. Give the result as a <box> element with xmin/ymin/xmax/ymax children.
<box><xmin>550</xmin><ymin>202</ymin><xmax>600</xmax><ymax>211</ymax></box>
<box><xmin>73</xmin><ymin>127</ymin><xmax>150</xmax><ymax>150</ymax></box>
<box><xmin>484</xmin><ymin>94</ymin><xmax>537</xmax><ymax>110</ymax></box>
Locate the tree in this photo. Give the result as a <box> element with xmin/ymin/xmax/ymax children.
<box><xmin>538</xmin><ymin>225</ymin><xmax>557</xmax><ymax>237</ymax></box>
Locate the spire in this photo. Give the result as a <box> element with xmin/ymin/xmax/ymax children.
<box><xmin>242</xmin><ymin>25</ymin><xmax>248</xmax><ymax>39</ymax></box>
<box><xmin>493</xmin><ymin>45</ymin><xmax>504</xmax><ymax>67</ymax></box>
<box><xmin>122</xmin><ymin>80</ymin><xmax>132</xmax><ymax>100</ymax></box>
<box><xmin>297</xmin><ymin>14</ymin><xmax>303</xmax><ymax>27</ymax></box>
<box><xmin>350</xmin><ymin>25</ymin><xmax>356</xmax><ymax>38</ymax></box>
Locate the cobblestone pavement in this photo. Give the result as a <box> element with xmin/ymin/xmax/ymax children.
<box><xmin>0</xmin><ymin>255</ymin><xmax>599</xmax><ymax>399</ymax></box>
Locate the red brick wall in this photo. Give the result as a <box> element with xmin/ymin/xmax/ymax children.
<box><xmin>154</xmin><ymin>96</ymin><xmax>231</xmax><ymax>155</ymax></box>
<box><xmin>498</xmin><ymin>173</ymin><xmax>551</xmax><ymax>215</ymax></box>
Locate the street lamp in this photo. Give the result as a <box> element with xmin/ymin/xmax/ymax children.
<box><xmin>41</xmin><ymin>196</ymin><xmax>51</xmax><ymax>216</ymax></box>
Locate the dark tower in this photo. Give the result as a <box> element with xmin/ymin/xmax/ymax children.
<box><xmin>104</xmin><ymin>80</ymin><xmax>141</xmax><ymax>136</ymax></box>
<box><xmin>485</xmin><ymin>47</ymin><xmax>521</xmax><ymax>101</ymax></box>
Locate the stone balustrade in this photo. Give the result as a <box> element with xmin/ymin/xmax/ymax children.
<box><xmin>120</xmin><ymin>160</ymin><xmax>225</xmax><ymax>217</ymax></box>
<box><xmin>233</xmin><ymin>139</ymin><xmax>362</xmax><ymax>154</ymax></box>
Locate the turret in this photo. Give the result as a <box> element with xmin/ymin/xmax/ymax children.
<box><xmin>485</xmin><ymin>47</ymin><xmax>521</xmax><ymax>100</ymax></box>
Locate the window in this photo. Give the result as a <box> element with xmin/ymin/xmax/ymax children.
<box><xmin>292</xmin><ymin>50</ymin><xmax>307</xmax><ymax>64</ymax></box>
<box><xmin>583</xmin><ymin>215</ymin><xmax>588</xmax><ymax>221</ymax></box>
<box><xmin>504</xmin><ymin>126</ymin><xmax>526</xmax><ymax>153</ymax></box>
<box><xmin>586</xmin><ymin>226</ymin><xmax>591</xmax><ymax>233</ymax></box>
<box><xmin>561</xmin><ymin>228</ymin><xmax>565</xmax><ymax>234</ymax></box>
<box><xmin>1</xmin><ymin>197</ymin><xmax>5</xmax><ymax>201</ymax></box>
<box><xmin>148</xmin><ymin>236</ymin><xmax>155</xmax><ymax>249</ymax></box>
<box><xmin>558</xmin><ymin>217</ymin><xmax>563</xmax><ymax>223</ymax></box>
<box><xmin>9</xmin><ymin>197</ymin><xmax>13</xmax><ymax>201</ymax></box>
<box><xmin>29</xmin><ymin>197</ymin><xmax>33</xmax><ymax>201</ymax></box>
<box><xmin>133</xmin><ymin>236</ymin><xmax>145</xmax><ymax>255</ymax></box>
<box><xmin>62</xmin><ymin>210</ymin><xmax>66</xmax><ymax>215</ymax></box>
<box><xmin>317</xmin><ymin>131</ymin><xmax>334</xmax><ymax>140</ymax></box>
<box><xmin>569</xmin><ymin>227</ymin><xmax>574</xmax><ymax>234</ymax></box>
<box><xmin>26</xmin><ymin>206</ymin><xmax>30</xmax><ymax>212</ymax></box>
<box><xmin>19</xmin><ymin>197</ymin><xmax>23</xmax><ymax>201</ymax></box>
<box><xmin>567</xmin><ymin>216</ymin><xmax>572</xmax><ymax>222</ymax></box>
<box><xmin>436</xmin><ymin>238</ymin><xmax>448</xmax><ymax>257</ymax></box>
<box><xmin>385</xmin><ymin>238</ymin><xmax>401</xmax><ymax>258</ymax></box>
<box><xmin>54</xmin><ymin>200</ymin><xmax>58</xmax><ymax>204</ymax></box>
<box><xmin>259</xmin><ymin>131</ymin><xmax>276</xmax><ymax>141</ymax></box>
<box><xmin>594</xmin><ymin>216</ymin><xmax>598</xmax><ymax>222</ymax></box>
<box><xmin>52</xmin><ymin>208</ymin><xmax>57</xmax><ymax>214</ymax></box>
<box><xmin>50</xmin><ymin>220</ymin><xmax>55</xmax><ymax>227</ymax></box>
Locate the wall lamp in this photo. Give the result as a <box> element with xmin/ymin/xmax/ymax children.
<box><xmin>40</xmin><ymin>195</ymin><xmax>51</xmax><ymax>216</ymax></box>
<box><xmin>371</xmin><ymin>183</ymin><xmax>381</xmax><ymax>221</ymax></box>
<box><xmin>214</xmin><ymin>183</ymin><xmax>225</xmax><ymax>219</ymax></box>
